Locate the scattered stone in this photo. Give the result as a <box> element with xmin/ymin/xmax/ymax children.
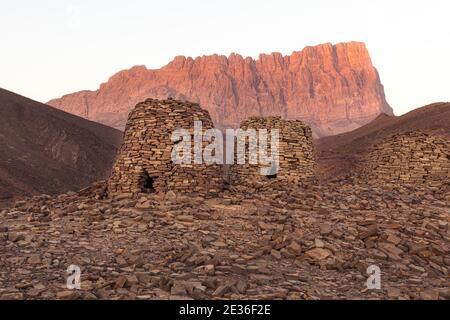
<box><xmin>270</xmin><ymin>249</ymin><xmax>282</xmax><ymax>260</ymax></box>
<box><xmin>287</xmin><ymin>241</ymin><xmax>302</xmax><ymax>255</ymax></box>
<box><xmin>305</xmin><ymin>248</ymin><xmax>331</xmax><ymax>261</ymax></box>
<box><xmin>56</xmin><ymin>291</ymin><xmax>78</xmax><ymax>300</ymax></box>
<box><xmin>358</xmin><ymin>224</ymin><xmax>379</xmax><ymax>239</ymax></box>
<box><xmin>314</xmin><ymin>238</ymin><xmax>325</xmax><ymax>248</ymax></box>
<box><xmin>114</xmin><ymin>276</ymin><xmax>127</xmax><ymax>289</ymax></box>
<box><xmin>27</xmin><ymin>255</ymin><xmax>41</xmax><ymax>265</ymax></box>
<box><xmin>212</xmin><ymin>285</ymin><xmax>229</xmax><ymax>297</ymax></box>
<box><xmin>0</xmin><ymin>156</ymin><xmax>448</xmax><ymax>300</ymax></box>
<box><xmin>8</xmin><ymin>232</ymin><xmax>25</xmax><ymax>242</ymax></box>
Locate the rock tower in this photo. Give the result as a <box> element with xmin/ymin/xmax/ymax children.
<box><xmin>108</xmin><ymin>98</ymin><xmax>222</xmax><ymax>197</ymax></box>
<box><xmin>363</xmin><ymin>131</ymin><xmax>450</xmax><ymax>186</ymax></box>
<box><xmin>230</xmin><ymin>116</ymin><xmax>315</xmax><ymax>185</ymax></box>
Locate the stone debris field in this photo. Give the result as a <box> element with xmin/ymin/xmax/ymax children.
<box><xmin>0</xmin><ymin>99</ymin><xmax>449</xmax><ymax>300</ymax></box>
<box><xmin>0</xmin><ymin>180</ymin><xmax>448</xmax><ymax>300</ymax></box>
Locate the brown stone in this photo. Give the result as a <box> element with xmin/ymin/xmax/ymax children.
<box><xmin>107</xmin><ymin>98</ymin><xmax>223</xmax><ymax>197</ymax></box>
<box><xmin>27</xmin><ymin>255</ymin><xmax>41</xmax><ymax>265</ymax></box>
<box><xmin>230</xmin><ymin>117</ymin><xmax>315</xmax><ymax>185</ymax></box>
<box><xmin>363</xmin><ymin>131</ymin><xmax>450</xmax><ymax>187</ymax></box>
<box><xmin>8</xmin><ymin>232</ymin><xmax>25</xmax><ymax>242</ymax></box>
<box><xmin>305</xmin><ymin>248</ymin><xmax>331</xmax><ymax>261</ymax></box>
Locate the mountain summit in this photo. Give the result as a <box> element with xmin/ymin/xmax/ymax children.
<box><xmin>48</xmin><ymin>42</ymin><xmax>393</xmax><ymax>137</ymax></box>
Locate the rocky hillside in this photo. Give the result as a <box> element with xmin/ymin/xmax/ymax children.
<box><xmin>0</xmin><ymin>179</ymin><xmax>448</xmax><ymax>300</ymax></box>
<box><xmin>48</xmin><ymin>42</ymin><xmax>393</xmax><ymax>138</ymax></box>
<box><xmin>0</xmin><ymin>88</ymin><xmax>122</xmax><ymax>202</ymax></box>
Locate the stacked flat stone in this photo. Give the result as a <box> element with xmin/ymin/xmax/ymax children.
<box><xmin>363</xmin><ymin>131</ymin><xmax>450</xmax><ymax>186</ymax></box>
<box><xmin>230</xmin><ymin>116</ymin><xmax>315</xmax><ymax>185</ymax></box>
<box><xmin>108</xmin><ymin>98</ymin><xmax>222</xmax><ymax>197</ymax></box>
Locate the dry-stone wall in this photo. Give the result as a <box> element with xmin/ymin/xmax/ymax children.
<box><xmin>230</xmin><ymin>116</ymin><xmax>315</xmax><ymax>185</ymax></box>
<box><xmin>363</xmin><ymin>131</ymin><xmax>450</xmax><ymax>187</ymax></box>
<box><xmin>108</xmin><ymin>98</ymin><xmax>222</xmax><ymax>197</ymax></box>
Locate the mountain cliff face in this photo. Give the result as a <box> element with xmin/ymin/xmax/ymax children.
<box><xmin>0</xmin><ymin>88</ymin><xmax>122</xmax><ymax>202</ymax></box>
<box><xmin>48</xmin><ymin>42</ymin><xmax>393</xmax><ymax>137</ymax></box>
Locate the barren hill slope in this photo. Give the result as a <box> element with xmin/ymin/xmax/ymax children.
<box><xmin>0</xmin><ymin>88</ymin><xmax>122</xmax><ymax>202</ymax></box>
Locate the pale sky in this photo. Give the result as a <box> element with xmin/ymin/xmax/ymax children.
<box><xmin>0</xmin><ymin>0</ymin><xmax>449</xmax><ymax>115</ymax></box>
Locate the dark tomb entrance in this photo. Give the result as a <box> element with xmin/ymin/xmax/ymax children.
<box><xmin>141</xmin><ymin>171</ymin><xmax>155</xmax><ymax>193</ymax></box>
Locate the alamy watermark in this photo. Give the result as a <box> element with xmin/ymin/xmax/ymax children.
<box><xmin>171</xmin><ymin>121</ymin><xmax>280</xmax><ymax>175</ymax></box>
<box><xmin>67</xmin><ymin>5</ymin><xmax>81</xmax><ymax>30</ymax></box>
<box><xmin>66</xmin><ymin>264</ymin><xmax>81</xmax><ymax>290</ymax></box>
<box><xmin>366</xmin><ymin>265</ymin><xmax>381</xmax><ymax>290</ymax></box>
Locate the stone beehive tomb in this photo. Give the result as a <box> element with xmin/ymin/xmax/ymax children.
<box><xmin>230</xmin><ymin>116</ymin><xmax>315</xmax><ymax>185</ymax></box>
<box><xmin>363</xmin><ymin>131</ymin><xmax>450</xmax><ymax>186</ymax></box>
<box><xmin>108</xmin><ymin>98</ymin><xmax>222</xmax><ymax>197</ymax></box>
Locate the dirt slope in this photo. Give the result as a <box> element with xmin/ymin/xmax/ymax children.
<box><xmin>0</xmin><ymin>88</ymin><xmax>122</xmax><ymax>203</ymax></box>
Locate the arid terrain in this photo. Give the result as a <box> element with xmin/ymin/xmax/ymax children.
<box><xmin>0</xmin><ymin>179</ymin><xmax>448</xmax><ymax>300</ymax></box>
<box><xmin>0</xmin><ymin>89</ymin><xmax>122</xmax><ymax>206</ymax></box>
<box><xmin>0</xmin><ymin>94</ymin><xmax>448</xmax><ymax>300</ymax></box>
<box><xmin>1</xmin><ymin>0</ymin><xmax>449</xmax><ymax>308</ymax></box>
<box><xmin>0</xmin><ymin>40</ymin><xmax>448</xmax><ymax>300</ymax></box>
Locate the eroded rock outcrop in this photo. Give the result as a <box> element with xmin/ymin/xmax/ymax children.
<box><xmin>48</xmin><ymin>42</ymin><xmax>393</xmax><ymax>137</ymax></box>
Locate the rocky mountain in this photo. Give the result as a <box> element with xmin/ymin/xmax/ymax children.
<box><xmin>0</xmin><ymin>88</ymin><xmax>122</xmax><ymax>203</ymax></box>
<box><xmin>48</xmin><ymin>42</ymin><xmax>393</xmax><ymax>137</ymax></box>
<box><xmin>315</xmin><ymin>102</ymin><xmax>450</xmax><ymax>180</ymax></box>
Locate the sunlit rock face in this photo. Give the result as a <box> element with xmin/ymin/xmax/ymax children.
<box><xmin>48</xmin><ymin>42</ymin><xmax>393</xmax><ymax>138</ymax></box>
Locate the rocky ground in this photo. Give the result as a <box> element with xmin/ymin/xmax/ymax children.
<box><xmin>0</xmin><ymin>180</ymin><xmax>449</xmax><ymax>300</ymax></box>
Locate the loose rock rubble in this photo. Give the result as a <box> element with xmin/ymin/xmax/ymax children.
<box><xmin>1</xmin><ymin>179</ymin><xmax>448</xmax><ymax>300</ymax></box>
